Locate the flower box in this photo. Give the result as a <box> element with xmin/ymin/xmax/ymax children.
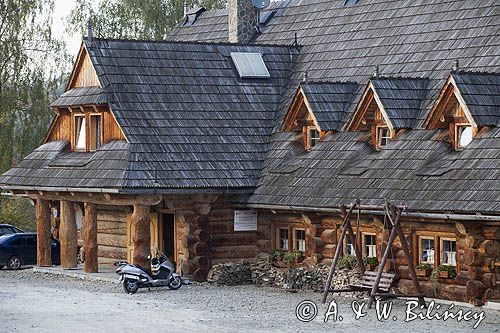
<box><xmin>439</xmin><ymin>270</ymin><xmax>450</xmax><ymax>278</ymax></box>
<box><xmin>416</xmin><ymin>268</ymin><xmax>431</xmax><ymax>277</ymax></box>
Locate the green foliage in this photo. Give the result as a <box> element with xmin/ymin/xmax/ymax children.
<box><xmin>268</xmin><ymin>250</ymin><xmax>283</xmax><ymax>263</ymax></box>
<box><xmin>0</xmin><ymin>197</ymin><xmax>36</xmax><ymax>232</ymax></box>
<box><xmin>363</xmin><ymin>256</ymin><xmax>379</xmax><ymax>267</ymax></box>
<box><xmin>269</xmin><ymin>250</ymin><xmax>303</xmax><ymax>265</ymax></box>
<box><xmin>336</xmin><ymin>255</ymin><xmax>358</xmax><ymax>269</ymax></box>
<box><xmin>416</xmin><ymin>263</ymin><xmax>432</xmax><ymax>270</ymax></box>
<box><xmin>66</xmin><ymin>0</ymin><xmax>227</xmax><ymax>41</ymax></box>
<box><xmin>438</xmin><ymin>265</ymin><xmax>457</xmax><ymax>279</ymax></box>
<box><xmin>0</xmin><ymin>0</ymin><xmax>68</xmax><ymax>227</ymax></box>
<box><xmin>0</xmin><ymin>0</ymin><xmax>69</xmax><ymax>174</ymax></box>
<box><xmin>282</xmin><ymin>250</ymin><xmax>301</xmax><ymax>264</ymax></box>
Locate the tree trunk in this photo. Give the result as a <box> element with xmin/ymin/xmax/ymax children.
<box><xmin>131</xmin><ymin>204</ymin><xmax>151</xmax><ymax>268</ymax></box>
<box><xmin>36</xmin><ymin>199</ymin><xmax>52</xmax><ymax>267</ymax></box>
<box><xmin>60</xmin><ymin>201</ymin><xmax>78</xmax><ymax>269</ymax></box>
<box><xmin>83</xmin><ymin>202</ymin><xmax>98</xmax><ymax>273</ymax></box>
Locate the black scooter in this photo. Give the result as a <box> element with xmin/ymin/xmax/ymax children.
<box><xmin>115</xmin><ymin>253</ymin><xmax>183</xmax><ymax>294</ymax></box>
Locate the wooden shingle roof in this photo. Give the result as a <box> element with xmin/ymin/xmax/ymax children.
<box><xmin>86</xmin><ymin>39</ymin><xmax>294</xmax><ymax>191</ymax></box>
<box><xmin>301</xmin><ymin>82</ymin><xmax>358</xmax><ymax>131</ymax></box>
<box><xmin>452</xmin><ymin>71</ymin><xmax>500</xmax><ymax>126</ymax></box>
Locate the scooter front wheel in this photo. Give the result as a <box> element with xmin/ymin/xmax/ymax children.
<box><xmin>123</xmin><ymin>279</ymin><xmax>139</xmax><ymax>294</ymax></box>
<box><xmin>168</xmin><ymin>276</ymin><xmax>182</xmax><ymax>290</ymax></box>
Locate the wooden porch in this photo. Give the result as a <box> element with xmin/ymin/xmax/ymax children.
<box><xmin>29</xmin><ymin>191</ymin><xmax>162</xmax><ymax>272</ymax></box>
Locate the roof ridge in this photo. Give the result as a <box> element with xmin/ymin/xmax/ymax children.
<box><xmin>85</xmin><ymin>37</ymin><xmax>293</xmax><ymax>49</ymax></box>
<box><xmin>302</xmin><ymin>80</ymin><xmax>358</xmax><ymax>85</ymax></box>
<box><xmin>373</xmin><ymin>75</ymin><xmax>430</xmax><ymax>81</ymax></box>
<box><xmin>452</xmin><ymin>69</ymin><xmax>500</xmax><ymax>76</ymax></box>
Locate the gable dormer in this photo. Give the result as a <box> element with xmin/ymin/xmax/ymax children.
<box><xmin>282</xmin><ymin>81</ymin><xmax>357</xmax><ymax>150</ymax></box>
<box><xmin>424</xmin><ymin>71</ymin><xmax>499</xmax><ymax>150</ymax></box>
<box><xmin>45</xmin><ymin>42</ymin><xmax>127</xmax><ymax>151</ymax></box>
<box><xmin>347</xmin><ymin>76</ymin><xmax>428</xmax><ymax>150</ymax></box>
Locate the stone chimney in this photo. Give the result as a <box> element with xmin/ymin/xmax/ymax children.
<box><xmin>228</xmin><ymin>0</ymin><xmax>258</xmax><ymax>44</ymax></box>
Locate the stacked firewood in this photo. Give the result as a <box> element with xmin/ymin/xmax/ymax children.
<box><xmin>250</xmin><ymin>260</ymin><xmax>278</xmax><ymax>286</ymax></box>
<box><xmin>208</xmin><ymin>259</ymin><xmax>365</xmax><ymax>294</ymax></box>
<box><xmin>330</xmin><ymin>268</ymin><xmax>367</xmax><ymax>298</ymax></box>
<box><xmin>272</xmin><ymin>266</ymin><xmax>330</xmax><ymax>292</ymax></box>
<box><xmin>207</xmin><ymin>262</ymin><xmax>253</xmax><ymax>285</ymax></box>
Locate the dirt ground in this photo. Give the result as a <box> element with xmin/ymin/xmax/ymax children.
<box><xmin>0</xmin><ymin>269</ymin><xmax>498</xmax><ymax>333</ymax></box>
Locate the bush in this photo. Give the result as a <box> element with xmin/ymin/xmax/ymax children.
<box><xmin>336</xmin><ymin>255</ymin><xmax>358</xmax><ymax>269</ymax></box>
<box><xmin>283</xmin><ymin>250</ymin><xmax>302</xmax><ymax>264</ymax></box>
<box><xmin>363</xmin><ymin>256</ymin><xmax>379</xmax><ymax>267</ymax></box>
<box><xmin>0</xmin><ymin>196</ymin><xmax>36</xmax><ymax>231</ymax></box>
<box><xmin>416</xmin><ymin>263</ymin><xmax>432</xmax><ymax>270</ymax></box>
<box><xmin>268</xmin><ymin>250</ymin><xmax>283</xmax><ymax>263</ymax></box>
<box><xmin>438</xmin><ymin>265</ymin><xmax>457</xmax><ymax>279</ymax></box>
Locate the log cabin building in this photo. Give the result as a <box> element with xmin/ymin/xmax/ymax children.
<box><xmin>1</xmin><ymin>0</ymin><xmax>499</xmax><ymax>304</ymax></box>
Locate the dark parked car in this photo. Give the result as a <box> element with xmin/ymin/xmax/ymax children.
<box><xmin>0</xmin><ymin>233</ymin><xmax>60</xmax><ymax>270</ymax></box>
<box><xmin>0</xmin><ymin>224</ymin><xmax>24</xmax><ymax>236</ymax></box>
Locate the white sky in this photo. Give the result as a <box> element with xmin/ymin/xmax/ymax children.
<box><xmin>52</xmin><ymin>0</ymin><xmax>86</xmax><ymax>59</ymax></box>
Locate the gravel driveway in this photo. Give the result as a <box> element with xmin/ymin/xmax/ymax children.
<box><xmin>0</xmin><ymin>269</ymin><xmax>498</xmax><ymax>332</ymax></box>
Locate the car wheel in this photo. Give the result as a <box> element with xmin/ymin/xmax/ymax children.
<box><xmin>123</xmin><ymin>279</ymin><xmax>139</xmax><ymax>294</ymax></box>
<box><xmin>7</xmin><ymin>256</ymin><xmax>22</xmax><ymax>270</ymax></box>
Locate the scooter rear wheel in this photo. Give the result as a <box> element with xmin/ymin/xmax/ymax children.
<box><xmin>168</xmin><ymin>276</ymin><xmax>182</xmax><ymax>290</ymax></box>
<box><xmin>123</xmin><ymin>279</ymin><xmax>139</xmax><ymax>294</ymax></box>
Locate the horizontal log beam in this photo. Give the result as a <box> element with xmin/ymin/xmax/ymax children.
<box><xmin>28</xmin><ymin>192</ymin><xmax>162</xmax><ymax>206</ymax></box>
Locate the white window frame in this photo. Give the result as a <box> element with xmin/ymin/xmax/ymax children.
<box><xmin>362</xmin><ymin>233</ymin><xmax>377</xmax><ymax>258</ymax></box>
<box><xmin>276</xmin><ymin>227</ymin><xmax>289</xmax><ymax>251</ymax></box>
<box><xmin>456</xmin><ymin>124</ymin><xmax>473</xmax><ymax>148</ymax></box>
<box><xmin>89</xmin><ymin>113</ymin><xmax>102</xmax><ymax>151</ymax></box>
<box><xmin>293</xmin><ymin>228</ymin><xmax>306</xmax><ymax>253</ymax></box>
<box><xmin>73</xmin><ymin>114</ymin><xmax>86</xmax><ymax>151</ymax></box>
<box><xmin>377</xmin><ymin>126</ymin><xmax>391</xmax><ymax>148</ymax></box>
<box><xmin>344</xmin><ymin>234</ymin><xmax>355</xmax><ymax>256</ymax></box>
<box><xmin>440</xmin><ymin>238</ymin><xmax>457</xmax><ymax>267</ymax></box>
<box><xmin>419</xmin><ymin>236</ymin><xmax>435</xmax><ymax>265</ymax></box>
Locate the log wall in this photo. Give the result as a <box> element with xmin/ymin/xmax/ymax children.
<box><xmin>96</xmin><ymin>206</ymin><xmax>129</xmax><ymax>265</ymax></box>
<box><xmin>255</xmin><ymin>210</ymin><xmax>500</xmax><ymax>305</ymax></box>
<box><xmin>164</xmin><ymin>195</ymin><xmax>258</xmax><ymax>282</ymax></box>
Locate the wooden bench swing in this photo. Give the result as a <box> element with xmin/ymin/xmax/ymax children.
<box><xmin>321</xmin><ymin>200</ymin><xmax>426</xmax><ymax>308</ymax></box>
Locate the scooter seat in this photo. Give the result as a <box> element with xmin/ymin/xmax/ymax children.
<box><xmin>134</xmin><ymin>264</ymin><xmax>153</xmax><ymax>278</ymax></box>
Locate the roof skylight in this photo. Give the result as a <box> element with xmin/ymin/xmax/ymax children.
<box><xmin>230</xmin><ymin>52</ymin><xmax>270</xmax><ymax>79</ymax></box>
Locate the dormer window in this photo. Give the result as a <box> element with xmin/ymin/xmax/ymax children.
<box><xmin>377</xmin><ymin>126</ymin><xmax>391</xmax><ymax>147</ymax></box>
<box><xmin>307</xmin><ymin>127</ymin><xmax>320</xmax><ymax>149</ymax></box>
<box><xmin>457</xmin><ymin>125</ymin><xmax>473</xmax><ymax>148</ymax></box>
<box><xmin>347</xmin><ymin>77</ymin><xmax>428</xmax><ymax>150</ymax></box>
<box><xmin>72</xmin><ymin>112</ymin><xmax>103</xmax><ymax>152</ymax></box>
<box><xmin>74</xmin><ymin>115</ymin><xmax>86</xmax><ymax>151</ymax></box>
<box><xmin>424</xmin><ymin>72</ymin><xmax>492</xmax><ymax>151</ymax></box>
<box><xmin>90</xmin><ymin>114</ymin><xmax>102</xmax><ymax>151</ymax></box>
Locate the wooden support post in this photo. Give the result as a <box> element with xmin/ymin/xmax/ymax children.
<box><xmin>60</xmin><ymin>201</ymin><xmax>78</xmax><ymax>269</ymax></box>
<box><xmin>346</xmin><ymin>222</ymin><xmax>365</xmax><ymax>272</ymax></box>
<box><xmin>322</xmin><ymin>203</ymin><xmax>357</xmax><ymax>304</ymax></box>
<box><xmin>36</xmin><ymin>199</ymin><xmax>52</xmax><ymax>267</ymax></box>
<box><xmin>83</xmin><ymin>202</ymin><xmax>98</xmax><ymax>273</ymax></box>
<box><xmin>396</xmin><ymin>222</ymin><xmax>426</xmax><ymax>307</ymax></box>
<box><xmin>368</xmin><ymin>211</ymin><xmax>400</xmax><ymax>308</ymax></box>
<box><xmin>131</xmin><ymin>204</ymin><xmax>151</xmax><ymax>269</ymax></box>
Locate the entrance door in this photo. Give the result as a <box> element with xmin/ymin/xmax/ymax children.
<box><xmin>160</xmin><ymin>214</ymin><xmax>175</xmax><ymax>261</ymax></box>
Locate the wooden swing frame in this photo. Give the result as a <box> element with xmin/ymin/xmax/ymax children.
<box><xmin>321</xmin><ymin>200</ymin><xmax>426</xmax><ymax>308</ymax></box>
